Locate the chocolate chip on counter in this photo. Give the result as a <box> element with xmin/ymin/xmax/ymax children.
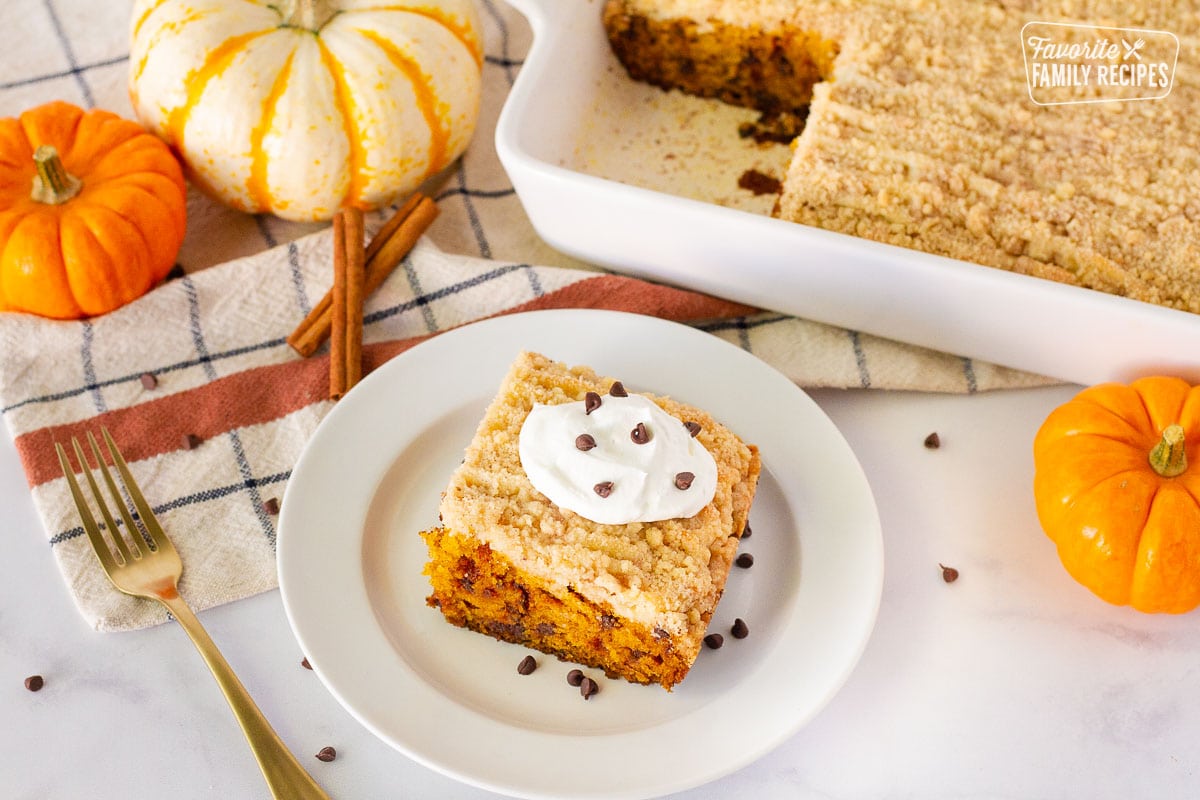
<box><xmin>939</xmin><ymin>563</ymin><xmax>960</xmax><ymax>583</ymax></box>
<box><xmin>609</xmin><ymin>381</ymin><xmax>628</xmax><ymax>397</ymax></box>
<box><xmin>315</xmin><ymin>746</ymin><xmax>337</xmax><ymax>762</ymax></box>
<box><xmin>300</xmin><ymin>657</ymin><xmax>313</xmax><ymax>670</ymax></box>
<box><xmin>262</xmin><ymin>497</ymin><xmax>280</xmax><ymax>515</ymax></box>
<box><xmin>593</xmin><ymin>481</ymin><xmax>614</xmax><ymax>498</ymax></box>
<box><xmin>566</xmin><ymin>669</ymin><xmax>584</xmax><ymax>687</ymax></box>
<box><xmin>585</xmin><ymin>392</ymin><xmax>602</xmax><ymax>415</ymax></box>
<box><xmin>24</xmin><ymin>675</ymin><xmax>44</xmax><ymax>692</ymax></box>
<box><xmin>730</xmin><ymin>618</ymin><xmax>750</xmax><ymax>639</ymax></box>
<box><xmin>139</xmin><ymin>372</ymin><xmax>158</xmax><ymax>390</ymax></box>
<box><xmin>579</xmin><ymin>676</ymin><xmax>599</xmax><ymax>700</ymax></box>
<box><xmin>517</xmin><ymin>655</ymin><xmax>538</xmax><ymax>675</ymax></box>
<box><xmin>735</xmin><ymin>553</ymin><xmax>754</xmax><ymax>569</ymax></box>
<box><xmin>674</xmin><ymin>472</ymin><xmax>695</xmax><ymax>490</ymax></box>
<box><xmin>683</xmin><ymin>421</ymin><xmax>702</xmax><ymax>437</ymax></box>
<box><xmin>575</xmin><ymin>433</ymin><xmax>597</xmax><ymax>451</ymax></box>
<box><xmin>181</xmin><ymin>433</ymin><xmax>202</xmax><ymax>450</ymax></box>
<box><xmin>631</xmin><ymin>422</ymin><xmax>650</xmax><ymax>444</ymax></box>
<box><xmin>924</xmin><ymin>432</ymin><xmax>941</xmax><ymax>449</ymax></box>
<box><xmin>704</xmin><ymin>633</ymin><xmax>724</xmax><ymax>650</ymax></box>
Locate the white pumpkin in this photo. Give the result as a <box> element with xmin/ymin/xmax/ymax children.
<box><xmin>129</xmin><ymin>0</ymin><xmax>482</xmax><ymax>221</ymax></box>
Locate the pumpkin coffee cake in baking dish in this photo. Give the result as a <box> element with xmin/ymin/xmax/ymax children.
<box><xmin>420</xmin><ymin>351</ymin><xmax>760</xmax><ymax>690</ymax></box>
<box><xmin>602</xmin><ymin>0</ymin><xmax>1200</xmax><ymax>313</ymax></box>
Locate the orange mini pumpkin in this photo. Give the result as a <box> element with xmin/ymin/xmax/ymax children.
<box><xmin>0</xmin><ymin>101</ymin><xmax>187</xmax><ymax>319</ymax></box>
<box><xmin>1033</xmin><ymin>376</ymin><xmax>1200</xmax><ymax>613</ymax></box>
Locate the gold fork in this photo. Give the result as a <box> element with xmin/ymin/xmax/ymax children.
<box><xmin>56</xmin><ymin>429</ymin><xmax>330</xmax><ymax>800</ymax></box>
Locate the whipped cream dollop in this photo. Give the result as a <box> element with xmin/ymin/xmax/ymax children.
<box><xmin>518</xmin><ymin>388</ymin><xmax>718</xmax><ymax>525</ymax></box>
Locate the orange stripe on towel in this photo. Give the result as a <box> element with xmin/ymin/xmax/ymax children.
<box><xmin>15</xmin><ymin>275</ymin><xmax>757</xmax><ymax>489</ymax></box>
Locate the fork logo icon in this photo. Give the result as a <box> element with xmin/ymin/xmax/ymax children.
<box><xmin>1122</xmin><ymin>38</ymin><xmax>1145</xmax><ymax>60</ymax></box>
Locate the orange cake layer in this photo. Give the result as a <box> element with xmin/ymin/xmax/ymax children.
<box><xmin>420</xmin><ymin>351</ymin><xmax>760</xmax><ymax>690</ymax></box>
<box><xmin>602</xmin><ymin>1</ymin><xmax>1200</xmax><ymax>313</ymax></box>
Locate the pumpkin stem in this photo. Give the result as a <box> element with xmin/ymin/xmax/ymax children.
<box><xmin>30</xmin><ymin>145</ymin><xmax>82</xmax><ymax>205</ymax></box>
<box><xmin>279</xmin><ymin>0</ymin><xmax>337</xmax><ymax>32</ymax></box>
<box><xmin>1150</xmin><ymin>423</ymin><xmax>1188</xmax><ymax>478</ymax></box>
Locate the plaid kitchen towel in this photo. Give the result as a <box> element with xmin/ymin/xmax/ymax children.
<box><xmin>0</xmin><ymin>0</ymin><xmax>1051</xmax><ymax>630</ymax></box>
<box><xmin>0</xmin><ymin>230</ymin><xmax>1050</xmax><ymax>632</ymax></box>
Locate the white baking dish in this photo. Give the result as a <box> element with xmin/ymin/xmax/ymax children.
<box><xmin>495</xmin><ymin>0</ymin><xmax>1200</xmax><ymax>386</ymax></box>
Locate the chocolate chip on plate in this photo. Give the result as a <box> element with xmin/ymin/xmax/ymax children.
<box><xmin>704</xmin><ymin>633</ymin><xmax>724</xmax><ymax>650</ymax></box>
<box><xmin>939</xmin><ymin>563</ymin><xmax>960</xmax><ymax>583</ymax></box>
<box><xmin>300</xmin><ymin>657</ymin><xmax>313</xmax><ymax>670</ymax></box>
<box><xmin>315</xmin><ymin>746</ymin><xmax>337</xmax><ymax>762</ymax></box>
<box><xmin>517</xmin><ymin>655</ymin><xmax>537</xmax><ymax>675</ymax></box>
<box><xmin>735</xmin><ymin>553</ymin><xmax>754</xmax><ymax>569</ymax></box>
<box><xmin>924</xmin><ymin>432</ymin><xmax>941</xmax><ymax>449</ymax></box>
<box><xmin>731</xmin><ymin>618</ymin><xmax>750</xmax><ymax>639</ymax></box>
<box><xmin>566</xmin><ymin>669</ymin><xmax>584</xmax><ymax>687</ymax></box>
<box><xmin>579</xmin><ymin>676</ymin><xmax>600</xmax><ymax>700</ymax></box>
<box><xmin>741</xmin><ymin>521</ymin><xmax>752</xmax><ymax>538</ymax></box>
<box><xmin>24</xmin><ymin>675</ymin><xmax>44</xmax><ymax>692</ymax></box>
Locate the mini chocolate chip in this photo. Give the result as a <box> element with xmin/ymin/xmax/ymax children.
<box><xmin>181</xmin><ymin>433</ymin><xmax>202</xmax><ymax>450</ymax></box>
<box><xmin>575</xmin><ymin>433</ymin><xmax>597</xmax><ymax>451</ymax></box>
<box><xmin>735</xmin><ymin>553</ymin><xmax>754</xmax><ymax>568</ymax></box>
<box><xmin>609</xmin><ymin>381</ymin><xmax>628</xmax><ymax>397</ymax></box>
<box><xmin>599</xmin><ymin>614</ymin><xmax>618</xmax><ymax>630</ymax></box>
<box><xmin>674</xmin><ymin>471</ymin><xmax>695</xmax><ymax>490</ymax></box>
<box><xmin>566</xmin><ymin>669</ymin><xmax>584</xmax><ymax>687</ymax></box>
<box><xmin>704</xmin><ymin>633</ymin><xmax>724</xmax><ymax>650</ymax></box>
<box><xmin>579</xmin><ymin>676</ymin><xmax>599</xmax><ymax>699</ymax></box>
<box><xmin>139</xmin><ymin>372</ymin><xmax>158</xmax><ymax>390</ymax></box>
<box><xmin>741</xmin><ymin>521</ymin><xmax>752</xmax><ymax>538</ymax></box>
<box><xmin>584</xmin><ymin>392</ymin><xmax>602</xmax><ymax>414</ymax></box>
<box><xmin>24</xmin><ymin>675</ymin><xmax>44</xmax><ymax>692</ymax></box>
<box><xmin>683</xmin><ymin>421</ymin><xmax>702</xmax><ymax>437</ymax></box>
<box><xmin>300</xmin><ymin>657</ymin><xmax>313</xmax><ymax>670</ymax></box>
<box><xmin>940</xmin><ymin>563</ymin><xmax>960</xmax><ymax>583</ymax></box>
<box><xmin>731</xmin><ymin>618</ymin><xmax>749</xmax><ymax>639</ymax></box>
<box><xmin>262</xmin><ymin>497</ymin><xmax>280</xmax><ymax>515</ymax></box>
<box><xmin>517</xmin><ymin>655</ymin><xmax>538</xmax><ymax>675</ymax></box>
<box><xmin>631</xmin><ymin>422</ymin><xmax>650</xmax><ymax>444</ymax></box>
<box><xmin>315</xmin><ymin>746</ymin><xmax>337</xmax><ymax>762</ymax></box>
<box><xmin>594</xmin><ymin>481</ymin><xmax>614</xmax><ymax>498</ymax></box>
<box><xmin>924</xmin><ymin>432</ymin><xmax>941</xmax><ymax>449</ymax></box>
<box><xmin>652</xmin><ymin>626</ymin><xmax>669</xmax><ymax>640</ymax></box>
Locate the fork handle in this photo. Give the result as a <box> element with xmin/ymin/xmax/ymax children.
<box><xmin>157</xmin><ymin>593</ymin><xmax>332</xmax><ymax>800</ymax></box>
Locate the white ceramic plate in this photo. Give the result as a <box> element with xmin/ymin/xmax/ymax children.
<box><xmin>495</xmin><ymin>0</ymin><xmax>1200</xmax><ymax>386</ymax></box>
<box><xmin>277</xmin><ymin>309</ymin><xmax>883</xmax><ymax>800</ymax></box>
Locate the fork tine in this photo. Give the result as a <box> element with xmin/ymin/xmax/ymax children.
<box><xmin>71</xmin><ymin>437</ymin><xmax>138</xmax><ymax>565</ymax></box>
<box><xmin>55</xmin><ymin>441</ymin><xmax>121</xmax><ymax>574</ymax></box>
<box><xmin>100</xmin><ymin>428</ymin><xmax>172</xmax><ymax>554</ymax></box>
<box><xmin>84</xmin><ymin>432</ymin><xmax>148</xmax><ymax>560</ymax></box>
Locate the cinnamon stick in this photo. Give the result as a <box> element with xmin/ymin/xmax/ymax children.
<box><xmin>342</xmin><ymin>207</ymin><xmax>365</xmax><ymax>394</ymax></box>
<box><xmin>287</xmin><ymin>193</ymin><xmax>439</xmax><ymax>358</ymax></box>
<box><xmin>329</xmin><ymin>211</ymin><xmax>348</xmax><ymax>400</ymax></box>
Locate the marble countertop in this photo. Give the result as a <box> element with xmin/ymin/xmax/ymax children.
<box><xmin>5</xmin><ymin>381</ymin><xmax>1198</xmax><ymax>799</ymax></box>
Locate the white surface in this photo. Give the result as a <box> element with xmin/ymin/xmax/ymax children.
<box><xmin>7</xmin><ymin>375</ymin><xmax>1200</xmax><ymax>799</ymax></box>
<box><xmin>276</xmin><ymin>310</ymin><xmax>883</xmax><ymax>800</ymax></box>
<box><xmin>495</xmin><ymin>0</ymin><xmax>1200</xmax><ymax>387</ymax></box>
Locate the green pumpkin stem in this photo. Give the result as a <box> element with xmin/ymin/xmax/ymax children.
<box><xmin>280</xmin><ymin>0</ymin><xmax>336</xmax><ymax>31</ymax></box>
<box><xmin>1150</xmin><ymin>423</ymin><xmax>1188</xmax><ymax>478</ymax></box>
<box><xmin>30</xmin><ymin>145</ymin><xmax>82</xmax><ymax>205</ymax></box>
